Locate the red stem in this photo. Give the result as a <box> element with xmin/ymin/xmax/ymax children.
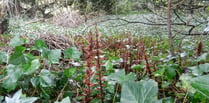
<box><xmin>95</xmin><ymin>30</ymin><xmax>104</xmax><ymax>103</ymax></box>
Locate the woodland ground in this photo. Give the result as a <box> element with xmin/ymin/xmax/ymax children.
<box><xmin>0</xmin><ymin>12</ymin><xmax>209</xmax><ymax>103</ymax></box>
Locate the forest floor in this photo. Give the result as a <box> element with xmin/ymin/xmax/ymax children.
<box><xmin>0</xmin><ymin>12</ymin><xmax>209</xmax><ymax>102</ymax></box>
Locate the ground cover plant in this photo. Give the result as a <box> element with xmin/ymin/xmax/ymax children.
<box><xmin>0</xmin><ymin>0</ymin><xmax>209</xmax><ymax>103</ymax></box>
<box><xmin>0</xmin><ymin>29</ymin><xmax>209</xmax><ymax>103</ymax></box>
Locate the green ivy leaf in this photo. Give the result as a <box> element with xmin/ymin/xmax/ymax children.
<box><xmin>165</xmin><ymin>68</ymin><xmax>176</xmax><ymax>79</ymax></box>
<box><xmin>197</xmin><ymin>53</ymin><xmax>208</xmax><ymax>62</ymax></box>
<box><xmin>42</xmin><ymin>48</ymin><xmax>50</xmax><ymax>58</ymax></box>
<box><xmin>0</xmin><ymin>51</ymin><xmax>7</xmax><ymax>64</ymax></box>
<box><xmin>189</xmin><ymin>63</ymin><xmax>209</xmax><ymax>76</ymax></box>
<box><xmin>54</xmin><ymin>97</ymin><xmax>71</xmax><ymax>103</ymax></box>
<box><xmin>5</xmin><ymin>89</ymin><xmax>22</xmax><ymax>103</ymax></box>
<box><xmin>9</xmin><ymin>36</ymin><xmax>28</xmax><ymax>47</ymax></box>
<box><xmin>190</xmin><ymin>75</ymin><xmax>209</xmax><ymax>99</ymax></box>
<box><xmin>120</xmin><ymin>79</ymin><xmax>158</xmax><ymax>103</ymax></box>
<box><xmin>39</xmin><ymin>69</ymin><xmax>55</xmax><ymax>87</ymax></box>
<box><xmin>30</xmin><ymin>77</ymin><xmax>39</xmax><ymax>88</ymax></box>
<box><xmin>22</xmin><ymin>59</ymin><xmax>40</xmax><ymax>75</ymax></box>
<box><xmin>64</xmin><ymin>47</ymin><xmax>81</xmax><ymax>60</ymax></box>
<box><xmin>153</xmin><ymin>67</ymin><xmax>166</xmax><ymax>77</ymax></box>
<box><xmin>104</xmin><ymin>60</ymin><xmax>113</xmax><ymax>71</ymax></box>
<box><xmin>64</xmin><ymin>68</ymin><xmax>76</xmax><ymax>78</ymax></box>
<box><xmin>131</xmin><ymin>61</ymin><xmax>146</xmax><ymax>70</ymax></box>
<box><xmin>43</xmin><ymin>49</ymin><xmax>61</xmax><ymax>64</ymax></box>
<box><xmin>107</xmin><ymin>70</ymin><xmax>136</xmax><ymax>84</ymax></box>
<box><xmin>34</xmin><ymin>39</ymin><xmax>47</xmax><ymax>51</ymax></box>
<box><xmin>2</xmin><ymin>65</ymin><xmax>23</xmax><ymax>92</ymax></box>
<box><xmin>31</xmin><ymin>69</ymin><xmax>55</xmax><ymax>88</ymax></box>
<box><xmin>0</xmin><ymin>96</ymin><xmax>3</xmax><ymax>102</ymax></box>
<box><xmin>9</xmin><ymin>46</ymin><xmax>34</xmax><ymax>65</ymax></box>
<box><xmin>49</xmin><ymin>49</ymin><xmax>61</xmax><ymax>64</ymax></box>
<box><xmin>5</xmin><ymin>89</ymin><xmax>38</xmax><ymax>103</ymax></box>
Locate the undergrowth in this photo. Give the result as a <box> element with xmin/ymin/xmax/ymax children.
<box><xmin>0</xmin><ymin>29</ymin><xmax>209</xmax><ymax>103</ymax></box>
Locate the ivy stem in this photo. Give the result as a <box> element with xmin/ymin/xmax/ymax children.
<box><xmin>112</xmin><ymin>83</ymin><xmax>119</xmax><ymax>103</ymax></box>
<box><xmin>56</xmin><ymin>81</ymin><xmax>68</xmax><ymax>101</ymax></box>
<box><xmin>183</xmin><ymin>92</ymin><xmax>188</xmax><ymax>103</ymax></box>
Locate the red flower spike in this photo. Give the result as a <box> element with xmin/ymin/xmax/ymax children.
<box><xmin>82</xmin><ymin>28</ymin><xmax>105</xmax><ymax>103</ymax></box>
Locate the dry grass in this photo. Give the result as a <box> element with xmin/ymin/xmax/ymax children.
<box><xmin>52</xmin><ymin>9</ymin><xmax>85</xmax><ymax>28</ymax></box>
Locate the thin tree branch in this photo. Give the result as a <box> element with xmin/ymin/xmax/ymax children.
<box><xmin>101</xmin><ymin>17</ymin><xmax>196</xmax><ymax>27</ymax></box>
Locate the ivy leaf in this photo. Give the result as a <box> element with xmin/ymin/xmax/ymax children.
<box><xmin>190</xmin><ymin>75</ymin><xmax>209</xmax><ymax>99</ymax></box>
<box><xmin>42</xmin><ymin>48</ymin><xmax>50</xmax><ymax>58</ymax></box>
<box><xmin>2</xmin><ymin>65</ymin><xmax>23</xmax><ymax>92</ymax></box>
<box><xmin>48</xmin><ymin>49</ymin><xmax>61</xmax><ymax>64</ymax></box>
<box><xmin>0</xmin><ymin>96</ymin><xmax>3</xmax><ymax>102</ymax></box>
<box><xmin>0</xmin><ymin>51</ymin><xmax>7</xmax><ymax>64</ymax></box>
<box><xmin>34</xmin><ymin>39</ymin><xmax>47</xmax><ymax>51</ymax></box>
<box><xmin>107</xmin><ymin>70</ymin><xmax>136</xmax><ymax>84</ymax></box>
<box><xmin>104</xmin><ymin>60</ymin><xmax>113</xmax><ymax>71</ymax></box>
<box><xmin>131</xmin><ymin>61</ymin><xmax>146</xmax><ymax>70</ymax></box>
<box><xmin>197</xmin><ymin>53</ymin><xmax>208</xmax><ymax>62</ymax></box>
<box><xmin>165</xmin><ymin>68</ymin><xmax>176</xmax><ymax>79</ymax></box>
<box><xmin>31</xmin><ymin>69</ymin><xmax>55</xmax><ymax>88</ymax></box>
<box><xmin>189</xmin><ymin>63</ymin><xmax>209</xmax><ymax>76</ymax></box>
<box><xmin>9</xmin><ymin>36</ymin><xmax>28</xmax><ymax>47</ymax></box>
<box><xmin>39</xmin><ymin>69</ymin><xmax>55</xmax><ymax>87</ymax></box>
<box><xmin>9</xmin><ymin>46</ymin><xmax>34</xmax><ymax>65</ymax></box>
<box><xmin>22</xmin><ymin>59</ymin><xmax>40</xmax><ymax>75</ymax></box>
<box><xmin>30</xmin><ymin>77</ymin><xmax>39</xmax><ymax>88</ymax></box>
<box><xmin>120</xmin><ymin>79</ymin><xmax>158</xmax><ymax>103</ymax></box>
<box><xmin>5</xmin><ymin>89</ymin><xmax>22</xmax><ymax>103</ymax></box>
<box><xmin>5</xmin><ymin>89</ymin><xmax>38</xmax><ymax>103</ymax></box>
<box><xmin>64</xmin><ymin>68</ymin><xmax>76</xmax><ymax>78</ymax></box>
<box><xmin>54</xmin><ymin>97</ymin><xmax>71</xmax><ymax>103</ymax></box>
<box><xmin>64</xmin><ymin>47</ymin><xmax>81</xmax><ymax>60</ymax></box>
<box><xmin>43</xmin><ymin>49</ymin><xmax>61</xmax><ymax>64</ymax></box>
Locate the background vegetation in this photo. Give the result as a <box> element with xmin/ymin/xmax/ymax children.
<box><xmin>0</xmin><ymin>0</ymin><xmax>209</xmax><ymax>103</ymax></box>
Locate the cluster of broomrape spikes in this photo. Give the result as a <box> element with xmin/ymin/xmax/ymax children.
<box><xmin>83</xmin><ymin>29</ymin><xmax>105</xmax><ymax>103</ymax></box>
<box><xmin>117</xmin><ymin>34</ymin><xmax>152</xmax><ymax>77</ymax></box>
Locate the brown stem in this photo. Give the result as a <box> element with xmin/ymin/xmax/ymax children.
<box><xmin>144</xmin><ymin>54</ymin><xmax>152</xmax><ymax>78</ymax></box>
<box><xmin>95</xmin><ymin>29</ymin><xmax>104</xmax><ymax>103</ymax></box>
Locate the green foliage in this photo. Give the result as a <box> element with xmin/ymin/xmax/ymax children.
<box><xmin>189</xmin><ymin>63</ymin><xmax>209</xmax><ymax>76</ymax></box>
<box><xmin>2</xmin><ymin>65</ymin><xmax>23</xmax><ymax>91</ymax></box>
<box><xmin>22</xmin><ymin>59</ymin><xmax>40</xmax><ymax>75</ymax></box>
<box><xmin>64</xmin><ymin>68</ymin><xmax>76</xmax><ymax>78</ymax></box>
<box><xmin>120</xmin><ymin>79</ymin><xmax>159</xmax><ymax>103</ymax></box>
<box><xmin>180</xmin><ymin>63</ymin><xmax>209</xmax><ymax>102</ymax></box>
<box><xmin>31</xmin><ymin>69</ymin><xmax>55</xmax><ymax>88</ymax></box>
<box><xmin>5</xmin><ymin>89</ymin><xmax>38</xmax><ymax>103</ymax></box>
<box><xmin>115</xmin><ymin>0</ymin><xmax>134</xmax><ymax>14</ymax></box>
<box><xmin>131</xmin><ymin>61</ymin><xmax>145</xmax><ymax>70</ymax></box>
<box><xmin>55</xmin><ymin>97</ymin><xmax>71</xmax><ymax>103</ymax></box>
<box><xmin>159</xmin><ymin>97</ymin><xmax>174</xmax><ymax>103</ymax></box>
<box><xmin>64</xmin><ymin>47</ymin><xmax>82</xmax><ymax>60</ymax></box>
<box><xmin>34</xmin><ymin>39</ymin><xmax>48</xmax><ymax>50</ymax></box>
<box><xmin>0</xmin><ymin>51</ymin><xmax>7</xmax><ymax>64</ymax></box>
<box><xmin>9</xmin><ymin>46</ymin><xmax>30</xmax><ymax>65</ymax></box>
<box><xmin>42</xmin><ymin>49</ymin><xmax>61</xmax><ymax>64</ymax></box>
<box><xmin>190</xmin><ymin>75</ymin><xmax>209</xmax><ymax>99</ymax></box>
<box><xmin>154</xmin><ymin>64</ymin><xmax>178</xmax><ymax>80</ymax></box>
<box><xmin>107</xmin><ymin>70</ymin><xmax>137</xmax><ymax>84</ymax></box>
<box><xmin>1</xmin><ymin>28</ymin><xmax>209</xmax><ymax>102</ymax></box>
<box><xmin>9</xmin><ymin>36</ymin><xmax>28</xmax><ymax>47</ymax></box>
